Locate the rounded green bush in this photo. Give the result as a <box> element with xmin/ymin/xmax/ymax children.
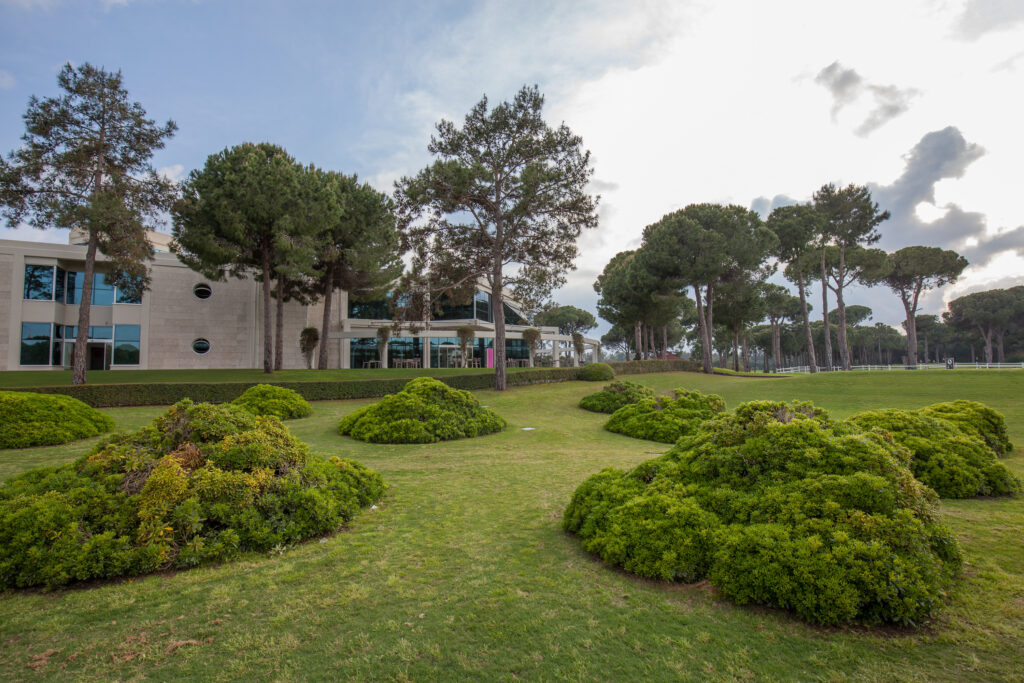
<box><xmin>338</xmin><ymin>377</ymin><xmax>506</xmax><ymax>444</ymax></box>
<box><xmin>577</xmin><ymin>362</ymin><xmax>615</xmax><ymax>382</ymax></box>
<box><xmin>0</xmin><ymin>391</ymin><xmax>115</xmax><ymax>449</ymax></box>
<box><xmin>232</xmin><ymin>384</ymin><xmax>313</xmax><ymax>420</ymax></box>
<box><xmin>565</xmin><ymin>400</ymin><xmax>963</xmax><ymax>626</ymax></box>
<box><xmin>579</xmin><ymin>380</ymin><xmax>655</xmax><ymax>414</ymax></box>
<box><xmin>604</xmin><ymin>388</ymin><xmax>725</xmax><ymax>443</ymax></box>
<box><xmin>847</xmin><ymin>408</ymin><xmax>1020</xmax><ymax>498</ymax></box>
<box><xmin>919</xmin><ymin>400</ymin><xmax>1013</xmax><ymax>457</ymax></box>
<box><xmin>0</xmin><ymin>399</ymin><xmax>385</xmax><ymax>589</ymax></box>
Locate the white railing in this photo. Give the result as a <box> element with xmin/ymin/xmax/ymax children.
<box><xmin>775</xmin><ymin>362</ymin><xmax>1024</xmax><ymax>374</ymax></box>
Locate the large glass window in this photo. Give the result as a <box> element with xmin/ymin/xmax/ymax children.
<box><xmin>64</xmin><ymin>272</ymin><xmax>118</xmax><ymax>305</ymax></box>
<box><xmin>350</xmin><ymin>337</ymin><xmax>380</xmax><ymax>368</ymax></box>
<box><xmin>23</xmin><ymin>265</ymin><xmax>55</xmax><ymax>300</ymax></box>
<box><xmin>92</xmin><ymin>273</ymin><xmax>114</xmax><ymax>306</ymax></box>
<box><xmin>432</xmin><ymin>294</ymin><xmax>474</xmax><ymax>321</ymax></box>
<box><xmin>347</xmin><ymin>297</ymin><xmax>391</xmax><ymax>320</ymax></box>
<box><xmin>388</xmin><ymin>337</ymin><xmax>422</xmax><ymax>364</ymax></box>
<box><xmin>113</xmin><ymin>324</ymin><xmax>141</xmax><ymax>365</ymax></box>
<box><xmin>430</xmin><ymin>336</ymin><xmax>462</xmax><ymax>368</ymax></box>
<box><xmin>55</xmin><ymin>267</ymin><xmax>66</xmax><ymax>303</ymax></box>
<box><xmin>474</xmin><ymin>291</ymin><xmax>492</xmax><ymax>322</ymax></box>
<box><xmin>65</xmin><ymin>271</ymin><xmax>81</xmax><ymax>304</ymax></box>
<box><xmin>20</xmin><ymin>322</ymin><xmax>52</xmax><ymax>365</ymax></box>
<box><xmin>503</xmin><ymin>302</ymin><xmax>527</xmax><ymax>326</ymax></box>
<box><xmin>505</xmin><ymin>339</ymin><xmax>529</xmax><ymax>360</ymax></box>
<box><xmin>115</xmin><ymin>274</ymin><xmax>143</xmax><ymax>304</ymax></box>
<box><xmin>60</xmin><ymin>325</ymin><xmax>113</xmax><ymax>340</ymax></box>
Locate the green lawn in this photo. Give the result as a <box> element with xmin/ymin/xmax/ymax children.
<box><xmin>1</xmin><ymin>371</ymin><xmax>1022</xmax><ymax>681</ymax></box>
<box><xmin>0</xmin><ymin>367</ymin><xmax>495</xmax><ymax>388</ymax></box>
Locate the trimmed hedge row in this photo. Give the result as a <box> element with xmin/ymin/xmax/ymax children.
<box><xmin>4</xmin><ymin>361</ymin><xmax>698</xmax><ymax>408</ymax></box>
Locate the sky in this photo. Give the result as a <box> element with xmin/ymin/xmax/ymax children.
<box><xmin>2</xmin><ymin>0</ymin><xmax>1023</xmax><ymax>336</ymax></box>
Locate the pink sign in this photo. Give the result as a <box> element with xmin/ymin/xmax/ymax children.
<box><xmin>487</xmin><ymin>348</ymin><xmax>494</xmax><ymax>368</ymax></box>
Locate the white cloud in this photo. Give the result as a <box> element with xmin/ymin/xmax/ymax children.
<box><xmin>0</xmin><ymin>70</ymin><xmax>14</xmax><ymax>89</ymax></box>
<box><xmin>158</xmin><ymin>163</ymin><xmax>185</xmax><ymax>183</ymax></box>
<box><xmin>376</xmin><ymin>0</ymin><xmax>1024</xmax><ymax>331</ymax></box>
<box><xmin>0</xmin><ymin>224</ymin><xmax>68</xmax><ymax>244</ymax></box>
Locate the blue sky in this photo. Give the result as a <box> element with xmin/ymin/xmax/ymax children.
<box><xmin>3</xmin><ymin>0</ymin><xmax>1024</xmax><ymax>334</ymax></box>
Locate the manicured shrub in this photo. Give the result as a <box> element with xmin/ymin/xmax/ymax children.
<box><xmin>604</xmin><ymin>388</ymin><xmax>725</xmax><ymax>443</ymax></box>
<box><xmin>0</xmin><ymin>390</ymin><xmax>115</xmax><ymax>449</ymax></box>
<box><xmin>565</xmin><ymin>400</ymin><xmax>963</xmax><ymax>626</ymax></box>
<box><xmin>578</xmin><ymin>380</ymin><xmax>655</xmax><ymax>414</ymax></box>
<box><xmin>847</xmin><ymin>408</ymin><xmax>1020</xmax><ymax>498</ymax></box>
<box><xmin>231</xmin><ymin>383</ymin><xmax>313</xmax><ymax>420</ymax></box>
<box><xmin>577</xmin><ymin>362</ymin><xmax>615</xmax><ymax>382</ymax></box>
<box><xmin>0</xmin><ymin>399</ymin><xmax>384</xmax><ymax>589</ymax></box>
<box><xmin>919</xmin><ymin>400</ymin><xmax>1013</xmax><ymax>457</ymax></box>
<box><xmin>338</xmin><ymin>377</ymin><xmax>506</xmax><ymax>444</ymax></box>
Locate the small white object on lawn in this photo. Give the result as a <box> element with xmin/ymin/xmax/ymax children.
<box><xmin>522</xmin><ymin>427</ymin><xmax>536</xmax><ymax>431</ymax></box>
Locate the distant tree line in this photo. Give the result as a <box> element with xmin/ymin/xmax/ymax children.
<box><xmin>594</xmin><ymin>184</ymin><xmax>980</xmax><ymax>372</ymax></box>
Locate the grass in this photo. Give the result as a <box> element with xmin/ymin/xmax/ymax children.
<box><xmin>0</xmin><ymin>370</ymin><xmax>1022</xmax><ymax>680</ymax></box>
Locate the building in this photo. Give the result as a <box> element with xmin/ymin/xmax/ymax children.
<box><xmin>0</xmin><ymin>231</ymin><xmax>599</xmax><ymax>372</ymax></box>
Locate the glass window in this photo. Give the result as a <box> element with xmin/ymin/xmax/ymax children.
<box><xmin>350</xmin><ymin>337</ymin><xmax>379</xmax><ymax>368</ymax></box>
<box><xmin>115</xmin><ymin>274</ymin><xmax>144</xmax><ymax>304</ymax></box>
<box><xmin>474</xmin><ymin>291</ymin><xmax>492</xmax><ymax>322</ymax></box>
<box><xmin>503</xmin><ymin>302</ymin><xmax>527</xmax><ymax>326</ymax></box>
<box><xmin>432</xmin><ymin>294</ymin><xmax>474</xmax><ymax>321</ymax></box>
<box><xmin>429</xmin><ymin>337</ymin><xmax>461</xmax><ymax>369</ymax></box>
<box><xmin>55</xmin><ymin>267</ymin><xmax>66</xmax><ymax>303</ymax></box>
<box><xmin>20</xmin><ymin>322</ymin><xmax>52</xmax><ymax>365</ymax></box>
<box><xmin>92</xmin><ymin>273</ymin><xmax>114</xmax><ymax>306</ymax></box>
<box><xmin>113</xmin><ymin>324</ymin><xmax>141</xmax><ymax>365</ymax></box>
<box><xmin>388</xmin><ymin>337</ymin><xmax>422</xmax><ymax>364</ymax></box>
<box><xmin>505</xmin><ymin>338</ymin><xmax>529</xmax><ymax>360</ymax></box>
<box><xmin>23</xmin><ymin>265</ymin><xmax>55</xmax><ymax>300</ymax></box>
<box><xmin>347</xmin><ymin>297</ymin><xmax>391</xmax><ymax>320</ymax></box>
<box><xmin>61</xmin><ymin>326</ymin><xmax>112</xmax><ymax>340</ymax></box>
<box><xmin>65</xmin><ymin>271</ymin><xmax>82</xmax><ymax>304</ymax></box>
<box><xmin>192</xmin><ymin>338</ymin><xmax>210</xmax><ymax>354</ymax></box>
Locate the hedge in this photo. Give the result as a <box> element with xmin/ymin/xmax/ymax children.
<box><xmin>565</xmin><ymin>400</ymin><xmax>963</xmax><ymax>626</ymax></box>
<box><xmin>3</xmin><ymin>360</ymin><xmax>701</xmax><ymax>408</ymax></box>
<box><xmin>338</xmin><ymin>377</ymin><xmax>506</xmax><ymax>444</ymax></box>
<box><xmin>0</xmin><ymin>400</ymin><xmax>385</xmax><ymax>589</ymax></box>
<box><xmin>0</xmin><ymin>391</ymin><xmax>115</xmax><ymax>449</ymax></box>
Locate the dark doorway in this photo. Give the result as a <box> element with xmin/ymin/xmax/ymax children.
<box><xmin>88</xmin><ymin>343</ymin><xmax>109</xmax><ymax>370</ymax></box>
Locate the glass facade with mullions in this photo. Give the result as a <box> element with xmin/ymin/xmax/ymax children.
<box><xmin>20</xmin><ymin>322</ymin><xmax>52</xmax><ymax>365</ymax></box>
<box><xmin>113</xmin><ymin>325</ymin><xmax>141</xmax><ymax>365</ymax></box>
<box><xmin>23</xmin><ymin>265</ymin><xmax>141</xmax><ymax>305</ymax></box>
<box><xmin>348</xmin><ymin>297</ymin><xmax>391</xmax><ymax>320</ymax></box>
<box><xmin>388</xmin><ymin>337</ymin><xmax>422</xmax><ymax>364</ymax></box>
<box><xmin>350</xmin><ymin>337</ymin><xmax>380</xmax><ymax>368</ymax></box>
<box><xmin>23</xmin><ymin>265</ymin><xmax>55</xmax><ymax>300</ymax></box>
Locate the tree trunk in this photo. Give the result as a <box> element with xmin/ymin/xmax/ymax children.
<box><xmin>820</xmin><ymin>250</ymin><xmax>833</xmax><ymax>371</ymax></box>
<box><xmin>72</xmin><ymin>231</ymin><xmax>100</xmax><ymax>385</ymax></box>
<box><xmin>904</xmin><ymin>314</ymin><xmax>918</xmax><ymax>368</ymax></box>
<box><xmin>274</xmin><ymin>272</ymin><xmax>285</xmax><ymax>371</ymax></box>
<box><xmin>741</xmin><ymin>334</ymin><xmax>751</xmax><ymax>372</ymax></box>
<box><xmin>317</xmin><ymin>265</ymin><xmax>334</xmax><ymax>370</ymax></box>
<box><xmin>647</xmin><ymin>323</ymin><xmax>656</xmax><ymax>359</ymax></box>
<box><xmin>732</xmin><ymin>331</ymin><xmax>739</xmax><ymax>372</ymax></box>
<box><xmin>492</xmin><ymin>270</ymin><xmax>507</xmax><ymax>391</ymax></box>
<box><xmin>835</xmin><ymin>246</ymin><xmax>851</xmax><ymax>370</ymax></box>
<box><xmin>796</xmin><ymin>274</ymin><xmax>817</xmax><ymax>373</ymax></box>
<box><xmin>633</xmin><ymin>321</ymin><xmax>642</xmax><ymax>361</ymax></box>
<box><xmin>693</xmin><ymin>285</ymin><xmax>714</xmax><ymax>373</ymax></box>
<box><xmin>923</xmin><ymin>333</ymin><xmax>929</xmax><ymax>364</ymax></box>
<box><xmin>770</xmin><ymin>317</ymin><xmax>781</xmax><ymax>372</ymax></box>
<box><xmin>979</xmin><ymin>325</ymin><xmax>993</xmax><ymax>364</ymax></box>
<box><xmin>661</xmin><ymin>325</ymin><xmax>668</xmax><ymax>360</ymax></box>
<box><xmin>261</xmin><ymin>254</ymin><xmax>274</xmax><ymax>373</ymax></box>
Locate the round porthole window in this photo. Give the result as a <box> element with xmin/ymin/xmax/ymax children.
<box><xmin>193</xmin><ymin>283</ymin><xmax>212</xmax><ymax>300</ymax></box>
<box><xmin>192</xmin><ymin>338</ymin><xmax>211</xmax><ymax>355</ymax></box>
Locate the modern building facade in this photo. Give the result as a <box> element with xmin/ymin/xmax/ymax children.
<box><xmin>0</xmin><ymin>231</ymin><xmax>599</xmax><ymax>372</ymax></box>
